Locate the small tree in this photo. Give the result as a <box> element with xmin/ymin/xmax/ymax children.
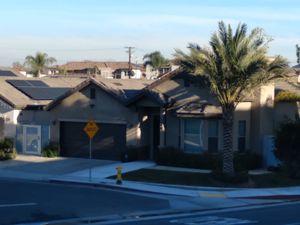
<box><xmin>25</xmin><ymin>52</ymin><xmax>56</xmax><ymax>77</ymax></box>
<box><xmin>274</xmin><ymin>117</ymin><xmax>300</xmax><ymax>178</ymax></box>
<box><xmin>143</xmin><ymin>51</ymin><xmax>169</xmax><ymax>74</ymax></box>
<box><xmin>175</xmin><ymin>21</ymin><xmax>288</xmax><ymax>177</ymax></box>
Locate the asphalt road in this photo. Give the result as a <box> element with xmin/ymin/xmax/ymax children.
<box><xmin>0</xmin><ymin>179</ymin><xmax>169</xmax><ymax>225</ymax></box>
<box><xmin>108</xmin><ymin>201</ymin><xmax>300</xmax><ymax>225</ymax></box>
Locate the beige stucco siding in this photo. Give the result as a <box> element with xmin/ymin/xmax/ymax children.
<box><xmin>250</xmin><ymin>84</ymin><xmax>275</xmax><ymax>154</ymax></box>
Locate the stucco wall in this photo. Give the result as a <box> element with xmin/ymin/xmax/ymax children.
<box><xmin>250</xmin><ymin>84</ymin><xmax>275</xmax><ymax>154</ymax></box>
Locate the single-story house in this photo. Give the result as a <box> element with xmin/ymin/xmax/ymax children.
<box><xmin>0</xmin><ymin>68</ymin><xmax>298</xmax><ymax>163</ymax></box>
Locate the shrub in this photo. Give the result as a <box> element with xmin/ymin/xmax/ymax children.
<box><xmin>42</xmin><ymin>142</ymin><xmax>59</xmax><ymax>158</ymax></box>
<box><xmin>234</xmin><ymin>152</ymin><xmax>262</xmax><ymax>172</ymax></box>
<box><xmin>0</xmin><ymin>138</ymin><xmax>16</xmax><ymax>160</ymax></box>
<box><xmin>156</xmin><ymin>146</ymin><xmax>222</xmax><ymax>170</ymax></box>
<box><xmin>274</xmin><ymin>118</ymin><xmax>300</xmax><ymax>178</ymax></box>
<box><xmin>0</xmin><ymin>138</ymin><xmax>14</xmax><ymax>150</ymax></box>
<box><xmin>5</xmin><ymin>148</ymin><xmax>17</xmax><ymax>159</ymax></box>
<box><xmin>211</xmin><ymin>170</ymin><xmax>249</xmax><ymax>184</ymax></box>
<box><xmin>275</xmin><ymin>91</ymin><xmax>300</xmax><ymax>103</ymax></box>
<box><xmin>156</xmin><ymin>147</ymin><xmax>262</xmax><ymax>171</ymax></box>
<box><xmin>121</xmin><ymin>146</ymin><xmax>149</xmax><ymax>162</ymax></box>
<box><xmin>0</xmin><ymin>150</ymin><xmax>6</xmax><ymax>160</ymax></box>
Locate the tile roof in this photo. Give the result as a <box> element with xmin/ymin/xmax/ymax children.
<box><xmin>45</xmin><ymin>77</ymin><xmax>154</xmax><ymax>110</ymax></box>
<box><xmin>292</xmin><ymin>64</ymin><xmax>300</xmax><ymax>70</ymax></box>
<box><xmin>276</xmin><ymin>75</ymin><xmax>300</xmax><ymax>94</ymax></box>
<box><xmin>176</xmin><ymin>100</ymin><xmax>222</xmax><ymax>118</ymax></box>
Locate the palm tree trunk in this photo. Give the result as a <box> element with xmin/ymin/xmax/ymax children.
<box><xmin>222</xmin><ymin>105</ymin><xmax>235</xmax><ymax>177</ymax></box>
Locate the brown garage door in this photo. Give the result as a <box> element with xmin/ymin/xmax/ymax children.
<box><xmin>60</xmin><ymin>121</ymin><xmax>126</xmax><ymax>160</ymax></box>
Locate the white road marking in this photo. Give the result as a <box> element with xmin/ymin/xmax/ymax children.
<box><xmin>0</xmin><ymin>202</ymin><xmax>37</xmax><ymax>208</ymax></box>
<box><xmin>170</xmin><ymin>216</ymin><xmax>257</xmax><ymax>225</ymax></box>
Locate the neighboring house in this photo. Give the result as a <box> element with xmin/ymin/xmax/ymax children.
<box><xmin>12</xmin><ymin>64</ymin><xmax>28</xmax><ymax>76</ymax></box>
<box><xmin>0</xmin><ymin>68</ymin><xmax>296</xmax><ymax>164</ymax></box>
<box><xmin>145</xmin><ymin>64</ymin><xmax>179</xmax><ymax>80</ymax></box>
<box><xmin>0</xmin><ymin>67</ymin><xmax>24</xmax><ymax>78</ymax></box>
<box><xmin>0</xmin><ymin>68</ymin><xmax>26</xmax><ymax>139</ymax></box>
<box><xmin>0</xmin><ymin>75</ymin><xmax>85</xmax><ymax>143</ymax></box>
<box><xmin>58</xmin><ymin>61</ymin><xmax>144</xmax><ymax>79</ymax></box>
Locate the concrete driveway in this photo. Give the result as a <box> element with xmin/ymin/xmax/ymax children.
<box><xmin>0</xmin><ymin>154</ymin><xmax>116</xmax><ymax>180</ymax></box>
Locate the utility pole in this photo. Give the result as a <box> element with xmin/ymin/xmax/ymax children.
<box><xmin>296</xmin><ymin>44</ymin><xmax>300</xmax><ymax>64</ymax></box>
<box><xmin>125</xmin><ymin>46</ymin><xmax>135</xmax><ymax>79</ymax></box>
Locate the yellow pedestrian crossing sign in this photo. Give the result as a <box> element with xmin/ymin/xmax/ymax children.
<box><xmin>84</xmin><ymin>120</ymin><xmax>99</xmax><ymax>139</ymax></box>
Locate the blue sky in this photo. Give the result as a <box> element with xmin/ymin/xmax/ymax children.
<box><xmin>0</xmin><ymin>0</ymin><xmax>299</xmax><ymax>66</ymax></box>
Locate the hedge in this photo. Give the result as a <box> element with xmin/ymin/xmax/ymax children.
<box><xmin>42</xmin><ymin>142</ymin><xmax>59</xmax><ymax>158</ymax></box>
<box><xmin>0</xmin><ymin>138</ymin><xmax>16</xmax><ymax>160</ymax></box>
<box><xmin>156</xmin><ymin>146</ymin><xmax>262</xmax><ymax>171</ymax></box>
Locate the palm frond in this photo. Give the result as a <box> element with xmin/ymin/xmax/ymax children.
<box><xmin>175</xmin><ymin>21</ymin><xmax>289</xmax><ymax>107</ymax></box>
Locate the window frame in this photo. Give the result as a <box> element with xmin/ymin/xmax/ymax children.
<box><xmin>208</xmin><ymin>119</ymin><xmax>219</xmax><ymax>152</ymax></box>
<box><xmin>182</xmin><ymin>118</ymin><xmax>204</xmax><ymax>153</ymax></box>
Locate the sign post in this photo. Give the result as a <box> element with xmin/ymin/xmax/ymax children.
<box><xmin>84</xmin><ymin>120</ymin><xmax>99</xmax><ymax>182</ymax></box>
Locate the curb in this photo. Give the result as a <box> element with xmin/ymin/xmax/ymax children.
<box><xmin>240</xmin><ymin>195</ymin><xmax>300</xmax><ymax>200</ymax></box>
<box><xmin>49</xmin><ymin>178</ymin><xmax>189</xmax><ymax>197</ymax></box>
<box><xmin>50</xmin><ymin>178</ymin><xmax>300</xmax><ymax>200</ymax></box>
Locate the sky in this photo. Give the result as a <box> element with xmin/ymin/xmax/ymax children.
<box><xmin>0</xmin><ymin>0</ymin><xmax>299</xmax><ymax>66</ymax></box>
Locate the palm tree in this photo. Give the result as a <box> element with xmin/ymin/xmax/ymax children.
<box><xmin>143</xmin><ymin>51</ymin><xmax>169</xmax><ymax>73</ymax></box>
<box><xmin>175</xmin><ymin>21</ymin><xmax>288</xmax><ymax>177</ymax></box>
<box><xmin>25</xmin><ymin>52</ymin><xmax>56</xmax><ymax>77</ymax></box>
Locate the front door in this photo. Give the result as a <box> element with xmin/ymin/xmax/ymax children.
<box><xmin>152</xmin><ymin>115</ymin><xmax>160</xmax><ymax>160</ymax></box>
<box><xmin>23</xmin><ymin>125</ymin><xmax>41</xmax><ymax>155</ymax></box>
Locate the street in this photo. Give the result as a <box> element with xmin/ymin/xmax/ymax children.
<box><xmin>105</xmin><ymin>201</ymin><xmax>300</xmax><ymax>225</ymax></box>
<box><xmin>0</xmin><ymin>179</ymin><xmax>169</xmax><ymax>225</ymax></box>
<box><xmin>1</xmin><ymin>179</ymin><xmax>300</xmax><ymax>225</ymax></box>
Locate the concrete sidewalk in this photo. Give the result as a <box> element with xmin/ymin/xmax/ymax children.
<box><xmin>0</xmin><ymin>155</ymin><xmax>116</xmax><ymax>180</ymax></box>
<box><xmin>50</xmin><ymin>161</ymin><xmax>300</xmax><ymax>200</ymax></box>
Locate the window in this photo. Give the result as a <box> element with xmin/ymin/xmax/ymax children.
<box><xmin>238</xmin><ymin>120</ymin><xmax>246</xmax><ymax>152</ymax></box>
<box><xmin>183</xmin><ymin>119</ymin><xmax>203</xmax><ymax>153</ymax></box>
<box><xmin>90</xmin><ymin>88</ymin><xmax>96</xmax><ymax>99</ymax></box>
<box><xmin>208</xmin><ymin>120</ymin><xmax>218</xmax><ymax>152</ymax></box>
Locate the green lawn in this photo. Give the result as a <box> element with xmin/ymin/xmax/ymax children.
<box><xmin>113</xmin><ymin>169</ymin><xmax>300</xmax><ymax>188</ymax></box>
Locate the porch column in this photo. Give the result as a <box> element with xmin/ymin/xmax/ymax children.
<box><xmin>159</xmin><ymin>108</ymin><xmax>166</xmax><ymax>148</ymax></box>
